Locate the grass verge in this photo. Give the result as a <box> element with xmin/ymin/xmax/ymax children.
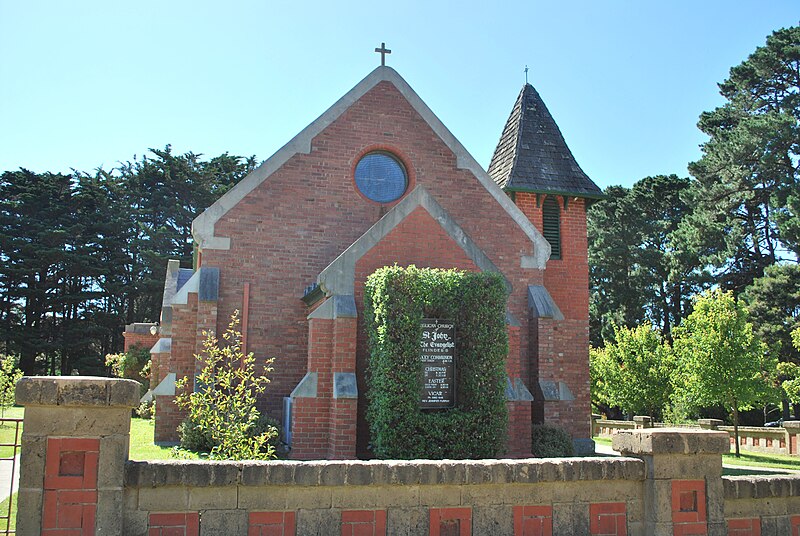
<box><xmin>722</xmin><ymin>450</ymin><xmax>800</xmax><ymax>472</ymax></box>
<box><xmin>0</xmin><ymin>493</ymin><xmax>17</xmax><ymax>533</ymax></box>
<box><xmin>129</xmin><ymin>417</ymin><xmax>199</xmax><ymax>460</ymax></box>
<box><xmin>593</xmin><ymin>436</ymin><xmax>612</xmax><ymax>447</ymax></box>
<box><xmin>0</xmin><ymin>407</ymin><xmax>23</xmax><ymax>460</ymax></box>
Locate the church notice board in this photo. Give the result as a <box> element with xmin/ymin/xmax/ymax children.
<box><xmin>420</xmin><ymin>318</ymin><xmax>455</xmax><ymax>409</ymax></box>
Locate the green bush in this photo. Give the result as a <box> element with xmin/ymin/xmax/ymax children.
<box><xmin>178</xmin><ymin>414</ymin><xmax>282</xmax><ymax>455</ymax></box>
<box><xmin>0</xmin><ymin>354</ymin><xmax>22</xmax><ymax>418</ymax></box>
<box><xmin>364</xmin><ymin>266</ymin><xmax>508</xmax><ymax>459</ymax></box>
<box><xmin>135</xmin><ymin>401</ymin><xmax>155</xmax><ymax>420</ymax></box>
<box><xmin>175</xmin><ymin>311</ymin><xmax>277</xmax><ymax>460</ymax></box>
<box><xmin>105</xmin><ymin>345</ymin><xmax>151</xmax><ymax>395</ymax></box>
<box><xmin>531</xmin><ymin>424</ymin><xmax>574</xmax><ymax>457</ymax></box>
<box><xmin>178</xmin><ymin>418</ymin><xmax>215</xmax><ymax>452</ymax></box>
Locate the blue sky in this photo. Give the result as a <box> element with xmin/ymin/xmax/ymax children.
<box><xmin>0</xmin><ymin>1</ymin><xmax>797</xmax><ymax>188</ymax></box>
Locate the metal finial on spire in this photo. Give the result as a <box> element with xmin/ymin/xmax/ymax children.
<box><xmin>524</xmin><ymin>65</ymin><xmax>529</xmax><ymax>84</ymax></box>
<box><xmin>375</xmin><ymin>42</ymin><xmax>391</xmax><ymax>66</ymax></box>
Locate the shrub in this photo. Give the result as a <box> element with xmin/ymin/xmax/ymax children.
<box><xmin>178</xmin><ymin>418</ymin><xmax>214</xmax><ymax>452</ymax></box>
<box><xmin>364</xmin><ymin>266</ymin><xmax>508</xmax><ymax>459</ymax></box>
<box><xmin>135</xmin><ymin>401</ymin><xmax>155</xmax><ymax>420</ymax></box>
<box><xmin>175</xmin><ymin>311</ymin><xmax>277</xmax><ymax>460</ymax></box>
<box><xmin>531</xmin><ymin>424</ymin><xmax>574</xmax><ymax>458</ymax></box>
<box><xmin>105</xmin><ymin>345</ymin><xmax>151</xmax><ymax>394</ymax></box>
<box><xmin>0</xmin><ymin>354</ymin><xmax>22</xmax><ymax>418</ymax></box>
<box><xmin>178</xmin><ymin>413</ymin><xmax>282</xmax><ymax>456</ymax></box>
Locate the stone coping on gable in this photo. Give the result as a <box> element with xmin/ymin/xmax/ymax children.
<box><xmin>723</xmin><ymin>475</ymin><xmax>800</xmax><ymax>499</ymax></box>
<box><xmin>191</xmin><ymin>66</ymin><xmax>550</xmax><ymax>268</ymax></box>
<box><xmin>15</xmin><ymin>376</ymin><xmax>141</xmax><ymax>408</ymax></box>
<box><xmin>125</xmin><ymin>457</ymin><xmax>645</xmax><ymax>488</ymax></box>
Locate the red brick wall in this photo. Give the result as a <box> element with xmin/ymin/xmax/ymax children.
<box><xmin>155</xmin><ymin>295</ymin><xmax>199</xmax><ymax>443</ymax></box>
<box><xmin>290</xmin><ymin>314</ymin><xmax>358</xmax><ymax>460</ymax></box>
<box><xmin>515</xmin><ymin>193</ymin><xmax>591</xmax><ymax>440</ymax></box>
<box><xmin>123</xmin><ymin>331</ymin><xmax>158</xmax><ymax>353</ymax></box>
<box><xmin>198</xmin><ymin>82</ymin><xmax>544</xmax><ymax>453</ymax></box>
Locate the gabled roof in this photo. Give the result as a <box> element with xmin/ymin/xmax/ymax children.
<box><xmin>487</xmin><ymin>84</ymin><xmax>603</xmax><ymax>199</ymax></box>
<box><xmin>191</xmin><ymin>66</ymin><xmax>549</xmax><ymax>270</ymax></box>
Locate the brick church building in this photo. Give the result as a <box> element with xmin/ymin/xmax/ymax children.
<box><xmin>143</xmin><ymin>63</ymin><xmax>603</xmax><ymax>459</ymax></box>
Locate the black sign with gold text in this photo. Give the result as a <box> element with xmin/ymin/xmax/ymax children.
<box><xmin>420</xmin><ymin>318</ymin><xmax>455</xmax><ymax>408</ymax></box>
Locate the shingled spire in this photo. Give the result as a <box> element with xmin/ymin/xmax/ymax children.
<box><xmin>488</xmin><ymin>84</ymin><xmax>603</xmax><ymax>198</ymax></box>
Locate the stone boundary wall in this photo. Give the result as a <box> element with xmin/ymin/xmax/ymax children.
<box><xmin>14</xmin><ymin>377</ymin><xmax>800</xmax><ymax>535</ymax></box>
<box><xmin>723</xmin><ymin>476</ymin><xmax>800</xmax><ymax>534</ymax></box>
<box><xmin>593</xmin><ymin>415</ymin><xmax>800</xmax><ymax>457</ymax></box>
<box><xmin>123</xmin><ymin>457</ymin><xmax>645</xmax><ymax>534</ymax></box>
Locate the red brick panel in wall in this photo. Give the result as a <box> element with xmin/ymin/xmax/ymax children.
<box><xmin>429</xmin><ymin>507</ymin><xmax>471</xmax><ymax>536</ymax></box>
<box><xmin>589</xmin><ymin>502</ymin><xmax>627</xmax><ymax>536</ymax></box>
<box><xmin>42</xmin><ymin>438</ymin><xmax>100</xmax><ymax>535</ymax></box>
<box><xmin>513</xmin><ymin>505</ymin><xmax>553</xmax><ymax>536</ymax></box>
<box><xmin>248</xmin><ymin>511</ymin><xmax>296</xmax><ymax>536</ymax></box>
<box><xmin>791</xmin><ymin>515</ymin><xmax>800</xmax><ymax>536</ymax></box>
<box><xmin>341</xmin><ymin>510</ymin><xmax>387</xmax><ymax>536</ymax></box>
<box><xmin>148</xmin><ymin>512</ymin><xmax>200</xmax><ymax>536</ymax></box>
<box><xmin>671</xmin><ymin>480</ymin><xmax>708</xmax><ymax>535</ymax></box>
<box><xmin>727</xmin><ymin>518</ymin><xmax>761</xmax><ymax>536</ymax></box>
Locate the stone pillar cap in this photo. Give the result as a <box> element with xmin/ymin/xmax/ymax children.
<box><xmin>782</xmin><ymin>420</ymin><xmax>800</xmax><ymax>430</ymax></box>
<box><xmin>16</xmin><ymin>376</ymin><xmax>141</xmax><ymax>408</ymax></box>
<box><xmin>612</xmin><ymin>428</ymin><xmax>729</xmax><ymax>456</ymax></box>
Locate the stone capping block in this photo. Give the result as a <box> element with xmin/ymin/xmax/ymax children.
<box><xmin>723</xmin><ymin>475</ymin><xmax>800</xmax><ymax>500</ymax></box>
<box><xmin>125</xmin><ymin>457</ymin><xmax>645</xmax><ymax>489</ymax></box>
<box><xmin>612</xmin><ymin>428</ymin><xmax>729</xmax><ymax>456</ymax></box>
<box><xmin>15</xmin><ymin>376</ymin><xmax>141</xmax><ymax>408</ymax></box>
<box><xmin>783</xmin><ymin>420</ymin><xmax>800</xmax><ymax>430</ymax></box>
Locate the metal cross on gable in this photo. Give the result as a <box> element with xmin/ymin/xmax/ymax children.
<box><xmin>375</xmin><ymin>42</ymin><xmax>391</xmax><ymax>66</ymax></box>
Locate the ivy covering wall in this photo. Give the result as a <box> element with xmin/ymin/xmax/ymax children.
<box><xmin>364</xmin><ymin>265</ymin><xmax>508</xmax><ymax>459</ymax></box>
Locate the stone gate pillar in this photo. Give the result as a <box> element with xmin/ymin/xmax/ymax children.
<box><xmin>15</xmin><ymin>376</ymin><xmax>139</xmax><ymax>535</ymax></box>
<box><xmin>614</xmin><ymin>428</ymin><xmax>729</xmax><ymax>536</ymax></box>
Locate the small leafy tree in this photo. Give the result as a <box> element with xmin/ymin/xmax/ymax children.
<box><xmin>0</xmin><ymin>355</ymin><xmax>23</xmax><ymax>418</ymax></box>
<box><xmin>175</xmin><ymin>311</ymin><xmax>276</xmax><ymax>460</ymax></box>
<box><xmin>778</xmin><ymin>327</ymin><xmax>800</xmax><ymax>405</ymax></box>
<box><xmin>673</xmin><ymin>289</ymin><xmax>776</xmax><ymax>456</ymax></box>
<box><xmin>590</xmin><ymin>324</ymin><xmax>674</xmax><ymax>420</ymax></box>
<box><xmin>589</xmin><ymin>346</ymin><xmax>613</xmax><ymax>416</ymax></box>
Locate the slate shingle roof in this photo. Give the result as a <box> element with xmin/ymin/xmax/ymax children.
<box><xmin>487</xmin><ymin>84</ymin><xmax>603</xmax><ymax>198</ymax></box>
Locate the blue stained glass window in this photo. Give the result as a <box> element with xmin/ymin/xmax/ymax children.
<box><xmin>354</xmin><ymin>152</ymin><xmax>407</xmax><ymax>203</ymax></box>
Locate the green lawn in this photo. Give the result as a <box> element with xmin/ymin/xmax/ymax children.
<box><xmin>0</xmin><ymin>493</ymin><xmax>16</xmax><ymax>534</ymax></box>
<box><xmin>128</xmin><ymin>417</ymin><xmax>199</xmax><ymax>460</ymax></box>
<box><xmin>722</xmin><ymin>450</ymin><xmax>800</xmax><ymax>472</ymax></box>
<box><xmin>0</xmin><ymin>407</ymin><xmax>23</xmax><ymax>459</ymax></box>
<box><xmin>593</xmin><ymin>436</ymin><xmax>612</xmax><ymax>447</ymax></box>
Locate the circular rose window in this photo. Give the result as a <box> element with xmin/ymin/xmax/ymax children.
<box><xmin>354</xmin><ymin>152</ymin><xmax>407</xmax><ymax>203</ymax></box>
